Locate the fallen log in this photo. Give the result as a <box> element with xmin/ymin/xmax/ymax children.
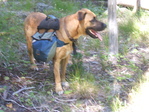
<box><xmin>117</xmin><ymin>0</ymin><xmax>149</xmax><ymax>10</ymax></box>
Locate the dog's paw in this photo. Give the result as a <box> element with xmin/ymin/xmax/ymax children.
<box><xmin>56</xmin><ymin>90</ymin><xmax>64</xmax><ymax>95</ymax></box>
<box><xmin>42</xmin><ymin>62</ymin><xmax>50</xmax><ymax>70</ymax></box>
<box><xmin>30</xmin><ymin>65</ymin><xmax>38</xmax><ymax>71</ymax></box>
<box><xmin>55</xmin><ymin>84</ymin><xmax>64</xmax><ymax>95</ymax></box>
<box><xmin>62</xmin><ymin>82</ymin><xmax>70</xmax><ymax>88</ymax></box>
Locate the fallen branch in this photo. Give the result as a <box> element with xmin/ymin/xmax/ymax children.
<box><xmin>1</xmin><ymin>95</ymin><xmax>33</xmax><ymax>112</ymax></box>
<box><xmin>12</xmin><ymin>87</ymin><xmax>35</xmax><ymax>95</ymax></box>
<box><xmin>50</xmin><ymin>90</ymin><xmax>77</xmax><ymax>103</ymax></box>
<box><xmin>1</xmin><ymin>95</ymin><xmax>47</xmax><ymax>112</ymax></box>
<box><xmin>117</xmin><ymin>0</ymin><xmax>149</xmax><ymax>10</ymax></box>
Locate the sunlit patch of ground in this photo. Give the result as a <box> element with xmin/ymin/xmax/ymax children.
<box><xmin>120</xmin><ymin>69</ymin><xmax>149</xmax><ymax>112</ymax></box>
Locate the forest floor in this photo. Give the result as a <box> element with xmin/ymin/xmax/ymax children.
<box><xmin>0</xmin><ymin>39</ymin><xmax>149</xmax><ymax>112</ymax></box>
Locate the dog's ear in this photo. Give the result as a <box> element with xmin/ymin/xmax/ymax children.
<box><xmin>78</xmin><ymin>11</ymin><xmax>87</xmax><ymax>21</ymax></box>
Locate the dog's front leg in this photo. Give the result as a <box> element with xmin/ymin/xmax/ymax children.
<box><xmin>61</xmin><ymin>56</ymin><xmax>70</xmax><ymax>88</ymax></box>
<box><xmin>53</xmin><ymin>59</ymin><xmax>63</xmax><ymax>95</ymax></box>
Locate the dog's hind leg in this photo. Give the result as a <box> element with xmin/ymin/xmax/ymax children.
<box><xmin>27</xmin><ymin>42</ymin><xmax>38</xmax><ymax>70</ymax></box>
<box><xmin>24</xmin><ymin>27</ymin><xmax>38</xmax><ymax>70</ymax></box>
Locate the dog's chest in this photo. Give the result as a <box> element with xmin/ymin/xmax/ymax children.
<box><xmin>66</xmin><ymin>50</ymin><xmax>71</xmax><ymax>56</ymax></box>
<box><xmin>61</xmin><ymin>45</ymin><xmax>73</xmax><ymax>59</ymax></box>
<box><xmin>64</xmin><ymin>48</ymin><xmax>72</xmax><ymax>58</ymax></box>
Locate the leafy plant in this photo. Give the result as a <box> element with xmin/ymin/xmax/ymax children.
<box><xmin>111</xmin><ymin>96</ymin><xmax>124</xmax><ymax>112</ymax></box>
<box><xmin>69</xmin><ymin>53</ymin><xmax>84</xmax><ymax>75</ymax></box>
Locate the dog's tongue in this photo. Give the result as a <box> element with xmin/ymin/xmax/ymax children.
<box><xmin>91</xmin><ymin>30</ymin><xmax>103</xmax><ymax>41</ymax></box>
<box><xmin>96</xmin><ymin>32</ymin><xmax>103</xmax><ymax>41</ymax></box>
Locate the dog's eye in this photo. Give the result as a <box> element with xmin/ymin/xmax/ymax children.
<box><xmin>90</xmin><ymin>17</ymin><xmax>96</xmax><ymax>24</ymax></box>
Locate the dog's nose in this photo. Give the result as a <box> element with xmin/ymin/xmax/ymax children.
<box><xmin>102</xmin><ymin>23</ymin><xmax>107</xmax><ymax>28</ymax></box>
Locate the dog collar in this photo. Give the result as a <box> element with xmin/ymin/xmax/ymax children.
<box><xmin>63</xmin><ymin>17</ymin><xmax>77</xmax><ymax>42</ymax></box>
<box><xmin>64</xmin><ymin>17</ymin><xmax>78</xmax><ymax>55</ymax></box>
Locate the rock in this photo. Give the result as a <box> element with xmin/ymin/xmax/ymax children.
<box><xmin>36</xmin><ymin>3</ymin><xmax>53</xmax><ymax>12</ymax></box>
<box><xmin>91</xmin><ymin>61</ymin><xmax>99</xmax><ymax>64</ymax></box>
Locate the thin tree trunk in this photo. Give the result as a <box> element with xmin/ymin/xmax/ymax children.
<box><xmin>108</xmin><ymin>0</ymin><xmax>118</xmax><ymax>63</ymax></box>
<box><xmin>133</xmin><ymin>0</ymin><xmax>141</xmax><ymax>13</ymax></box>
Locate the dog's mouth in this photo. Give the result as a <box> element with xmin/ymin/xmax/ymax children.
<box><xmin>86</xmin><ymin>29</ymin><xmax>103</xmax><ymax>41</ymax></box>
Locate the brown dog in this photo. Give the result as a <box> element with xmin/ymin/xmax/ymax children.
<box><xmin>24</xmin><ymin>8</ymin><xmax>106</xmax><ymax>95</ymax></box>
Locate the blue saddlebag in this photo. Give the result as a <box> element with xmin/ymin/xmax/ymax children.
<box><xmin>32</xmin><ymin>33</ymin><xmax>66</xmax><ymax>63</ymax></box>
<box><xmin>32</xmin><ymin>36</ymin><xmax>57</xmax><ymax>62</ymax></box>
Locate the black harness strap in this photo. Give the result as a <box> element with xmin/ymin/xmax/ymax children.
<box><xmin>38</xmin><ymin>29</ymin><xmax>49</xmax><ymax>39</ymax></box>
<box><xmin>64</xmin><ymin>17</ymin><xmax>77</xmax><ymax>55</ymax></box>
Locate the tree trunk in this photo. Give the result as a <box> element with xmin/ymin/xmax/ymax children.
<box><xmin>108</xmin><ymin>0</ymin><xmax>118</xmax><ymax>63</ymax></box>
<box><xmin>133</xmin><ymin>0</ymin><xmax>141</xmax><ymax>13</ymax></box>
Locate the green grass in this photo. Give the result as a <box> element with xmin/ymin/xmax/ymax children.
<box><xmin>118</xmin><ymin>10</ymin><xmax>149</xmax><ymax>47</ymax></box>
<box><xmin>0</xmin><ymin>11</ymin><xmax>24</xmax><ymax>65</ymax></box>
<box><xmin>45</xmin><ymin>0</ymin><xmax>80</xmax><ymax>17</ymax></box>
<box><xmin>117</xmin><ymin>10</ymin><xmax>149</xmax><ymax>56</ymax></box>
<box><xmin>111</xmin><ymin>96</ymin><xmax>125</xmax><ymax>112</ymax></box>
<box><xmin>53</xmin><ymin>0</ymin><xmax>76</xmax><ymax>12</ymax></box>
<box><xmin>68</xmin><ymin>53</ymin><xmax>98</xmax><ymax>98</ymax></box>
<box><xmin>5</xmin><ymin>0</ymin><xmax>35</xmax><ymax>11</ymax></box>
<box><xmin>111</xmin><ymin>73</ymin><xmax>149</xmax><ymax>112</ymax></box>
<box><xmin>0</xmin><ymin>1</ymin><xmax>34</xmax><ymax>65</ymax></box>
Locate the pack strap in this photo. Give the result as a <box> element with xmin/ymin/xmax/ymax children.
<box><xmin>32</xmin><ymin>32</ymin><xmax>55</xmax><ymax>41</ymax></box>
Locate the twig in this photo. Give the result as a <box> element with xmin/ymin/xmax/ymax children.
<box><xmin>71</xmin><ymin>103</ymin><xmax>80</xmax><ymax>110</ymax></box>
<box><xmin>45</xmin><ymin>106</ymin><xmax>51</xmax><ymax>112</ymax></box>
<box><xmin>1</xmin><ymin>95</ymin><xmax>45</xmax><ymax>112</ymax></box>
<box><xmin>0</xmin><ymin>50</ymin><xmax>7</xmax><ymax>61</ymax></box>
<box><xmin>1</xmin><ymin>95</ymin><xmax>32</xmax><ymax>112</ymax></box>
<box><xmin>90</xmin><ymin>95</ymin><xmax>98</xmax><ymax>105</ymax></box>
<box><xmin>12</xmin><ymin>87</ymin><xmax>35</xmax><ymax>95</ymax></box>
<box><xmin>31</xmin><ymin>102</ymin><xmax>41</xmax><ymax>112</ymax></box>
<box><xmin>50</xmin><ymin>90</ymin><xmax>77</xmax><ymax>102</ymax></box>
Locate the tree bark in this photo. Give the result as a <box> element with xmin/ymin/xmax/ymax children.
<box><xmin>108</xmin><ymin>0</ymin><xmax>118</xmax><ymax>63</ymax></box>
<box><xmin>133</xmin><ymin>0</ymin><xmax>141</xmax><ymax>13</ymax></box>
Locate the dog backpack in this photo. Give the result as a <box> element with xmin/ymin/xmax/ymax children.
<box><xmin>37</xmin><ymin>15</ymin><xmax>59</xmax><ymax>31</ymax></box>
<box><xmin>32</xmin><ymin>15</ymin><xmax>68</xmax><ymax>63</ymax></box>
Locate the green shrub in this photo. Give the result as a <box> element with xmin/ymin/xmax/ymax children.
<box><xmin>118</xmin><ymin>11</ymin><xmax>149</xmax><ymax>44</ymax></box>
